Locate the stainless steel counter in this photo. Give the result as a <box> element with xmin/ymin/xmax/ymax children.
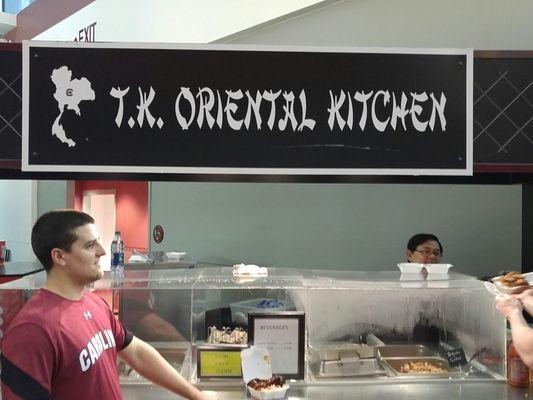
<box><xmin>122</xmin><ymin>382</ymin><xmax>533</xmax><ymax>400</ymax></box>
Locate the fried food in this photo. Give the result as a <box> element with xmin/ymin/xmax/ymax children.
<box><xmin>399</xmin><ymin>361</ymin><xmax>446</xmax><ymax>374</ymax></box>
<box><xmin>495</xmin><ymin>271</ymin><xmax>529</xmax><ymax>288</ymax></box>
<box><xmin>247</xmin><ymin>374</ymin><xmax>286</xmax><ymax>391</ymax></box>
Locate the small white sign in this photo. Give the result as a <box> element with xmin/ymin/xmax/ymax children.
<box><xmin>253</xmin><ymin>318</ymin><xmax>300</xmax><ymax>374</ymax></box>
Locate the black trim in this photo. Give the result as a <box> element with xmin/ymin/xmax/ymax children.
<box><xmin>0</xmin><ymin>354</ymin><xmax>52</xmax><ymax>399</ymax></box>
<box><xmin>121</xmin><ymin>330</ymin><xmax>134</xmax><ymax>350</ymax></box>
<box><xmin>2</xmin><ymin>168</ymin><xmax>533</xmax><ymax>184</ymax></box>
<box><xmin>523</xmin><ymin>183</ymin><xmax>533</xmax><ymax>273</ymax></box>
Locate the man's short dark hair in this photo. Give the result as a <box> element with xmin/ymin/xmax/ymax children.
<box><xmin>31</xmin><ymin>210</ymin><xmax>95</xmax><ymax>271</ymax></box>
<box><xmin>407</xmin><ymin>233</ymin><xmax>443</xmax><ymax>254</ymax></box>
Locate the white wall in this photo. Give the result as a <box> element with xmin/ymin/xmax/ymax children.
<box><xmin>223</xmin><ymin>0</ymin><xmax>533</xmax><ymax>50</ymax></box>
<box><xmin>82</xmin><ymin>192</ymin><xmax>115</xmax><ymax>270</ymax></box>
<box><xmin>0</xmin><ymin>180</ymin><xmax>36</xmax><ymax>261</ymax></box>
<box><xmin>33</xmin><ymin>0</ymin><xmax>325</xmax><ymax>43</ymax></box>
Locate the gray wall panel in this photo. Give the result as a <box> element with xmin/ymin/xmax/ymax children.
<box><xmin>150</xmin><ymin>182</ymin><xmax>520</xmax><ymax>277</ymax></box>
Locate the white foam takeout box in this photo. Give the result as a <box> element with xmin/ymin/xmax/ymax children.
<box><xmin>424</xmin><ymin>263</ymin><xmax>453</xmax><ymax>274</ymax></box>
<box><xmin>397</xmin><ymin>263</ymin><xmax>453</xmax><ymax>275</ymax></box>
<box><xmin>241</xmin><ymin>346</ymin><xmax>289</xmax><ymax>400</ymax></box>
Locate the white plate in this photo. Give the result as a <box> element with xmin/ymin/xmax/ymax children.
<box><xmin>484</xmin><ymin>281</ymin><xmax>511</xmax><ymax>298</ymax></box>
<box><xmin>484</xmin><ymin>281</ymin><xmax>499</xmax><ymax>296</ymax></box>
<box><xmin>490</xmin><ymin>272</ymin><xmax>533</xmax><ymax>295</ymax></box>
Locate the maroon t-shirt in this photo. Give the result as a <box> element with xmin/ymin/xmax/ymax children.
<box><xmin>1</xmin><ymin>289</ymin><xmax>133</xmax><ymax>400</ymax></box>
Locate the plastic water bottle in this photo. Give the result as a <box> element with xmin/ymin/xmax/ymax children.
<box><xmin>110</xmin><ymin>231</ymin><xmax>125</xmax><ymax>279</ymax></box>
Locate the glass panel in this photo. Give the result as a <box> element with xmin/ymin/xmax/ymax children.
<box><xmin>0</xmin><ymin>267</ymin><xmax>506</xmax><ymax>384</ymax></box>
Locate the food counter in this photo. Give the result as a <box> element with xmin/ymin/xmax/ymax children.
<box><xmin>121</xmin><ymin>382</ymin><xmax>533</xmax><ymax>400</ymax></box>
<box><xmin>0</xmin><ymin>267</ymin><xmax>522</xmax><ymax>399</ymax></box>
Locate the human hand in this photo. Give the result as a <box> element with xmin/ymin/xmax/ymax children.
<box><xmin>513</xmin><ymin>287</ymin><xmax>533</xmax><ymax>301</ymax></box>
<box><xmin>496</xmin><ymin>296</ymin><xmax>523</xmax><ymax>318</ymax></box>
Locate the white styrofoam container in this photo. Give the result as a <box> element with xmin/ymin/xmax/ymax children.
<box><xmin>424</xmin><ymin>263</ymin><xmax>453</xmax><ymax>274</ymax></box>
<box><xmin>247</xmin><ymin>385</ymin><xmax>289</xmax><ymax>400</ymax></box>
<box><xmin>241</xmin><ymin>346</ymin><xmax>289</xmax><ymax>400</ymax></box>
<box><xmin>397</xmin><ymin>262</ymin><xmax>424</xmax><ymax>274</ymax></box>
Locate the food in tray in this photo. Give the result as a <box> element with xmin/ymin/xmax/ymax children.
<box><xmin>247</xmin><ymin>374</ymin><xmax>287</xmax><ymax>391</ymax></box>
<box><xmin>398</xmin><ymin>361</ymin><xmax>446</xmax><ymax>374</ymax></box>
<box><xmin>493</xmin><ymin>271</ymin><xmax>529</xmax><ymax>288</ymax></box>
<box><xmin>207</xmin><ymin>326</ymin><xmax>248</xmax><ymax>344</ymax></box>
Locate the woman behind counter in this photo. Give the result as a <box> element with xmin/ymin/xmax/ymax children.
<box><xmin>406</xmin><ymin>233</ymin><xmax>443</xmax><ymax>264</ymax></box>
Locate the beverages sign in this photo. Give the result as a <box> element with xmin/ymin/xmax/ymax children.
<box><xmin>22</xmin><ymin>42</ymin><xmax>472</xmax><ymax>176</ymax></box>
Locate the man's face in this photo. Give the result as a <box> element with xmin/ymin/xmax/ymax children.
<box><xmin>60</xmin><ymin>223</ymin><xmax>106</xmax><ymax>284</ymax></box>
<box><xmin>406</xmin><ymin>240</ymin><xmax>442</xmax><ymax>264</ymax></box>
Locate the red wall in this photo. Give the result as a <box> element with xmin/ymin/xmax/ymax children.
<box><xmin>74</xmin><ymin>181</ymin><xmax>149</xmax><ymax>255</ymax></box>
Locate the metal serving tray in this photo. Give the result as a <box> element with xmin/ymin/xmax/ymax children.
<box><xmin>310</xmin><ymin>345</ymin><xmax>386</xmax><ymax>378</ymax></box>
<box><xmin>311</xmin><ymin>343</ymin><xmax>378</xmax><ymax>361</ymax></box>
<box><xmin>381</xmin><ymin>357</ymin><xmax>463</xmax><ymax>379</ymax></box>
<box><xmin>317</xmin><ymin>345</ymin><xmax>378</xmax><ymax>360</ymax></box>
<box><xmin>313</xmin><ymin>357</ymin><xmax>387</xmax><ymax>378</ymax></box>
<box><xmin>377</xmin><ymin>344</ymin><xmax>436</xmax><ymax>358</ymax></box>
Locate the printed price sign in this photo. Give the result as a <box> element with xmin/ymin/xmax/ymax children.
<box><xmin>197</xmin><ymin>347</ymin><xmax>243</xmax><ymax>379</ymax></box>
<box><xmin>446</xmin><ymin>348</ymin><xmax>467</xmax><ymax>367</ymax></box>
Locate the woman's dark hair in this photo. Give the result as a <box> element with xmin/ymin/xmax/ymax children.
<box><xmin>407</xmin><ymin>233</ymin><xmax>443</xmax><ymax>254</ymax></box>
<box><xmin>31</xmin><ymin>210</ymin><xmax>95</xmax><ymax>271</ymax></box>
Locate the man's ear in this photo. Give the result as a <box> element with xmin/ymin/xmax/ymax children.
<box><xmin>51</xmin><ymin>248</ymin><xmax>66</xmax><ymax>267</ymax></box>
<box><xmin>405</xmin><ymin>250</ymin><xmax>412</xmax><ymax>262</ymax></box>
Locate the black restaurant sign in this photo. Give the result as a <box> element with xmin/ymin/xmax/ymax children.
<box><xmin>22</xmin><ymin>42</ymin><xmax>472</xmax><ymax>175</ymax></box>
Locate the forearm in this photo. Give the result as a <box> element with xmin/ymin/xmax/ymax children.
<box><xmin>120</xmin><ymin>338</ymin><xmax>203</xmax><ymax>400</ymax></box>
<box><xmin>521</xmin><ymin>296</ymin><xmax>533</xmax><ymax>316</ymax></box>
<box><xmin>508</xmin><ymin>309</ymin><xmax>533</xmax><ymax>368</ymax></box>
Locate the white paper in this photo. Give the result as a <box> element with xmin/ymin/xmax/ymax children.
<box><xmin>253</xmin><ymin>318</ymin><xmax>299</xmax><ymax>374</ymax></box>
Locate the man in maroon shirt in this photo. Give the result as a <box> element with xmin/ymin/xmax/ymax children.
<box><xmin>1</xmin><ymin>210</ymin><xmax>211</xmax><ymax>400</ymax></box>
